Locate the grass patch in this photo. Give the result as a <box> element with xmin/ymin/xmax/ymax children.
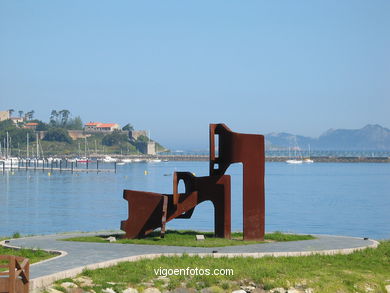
<box><xmin>60</xmin><ymin>240</ymin><xmax>390</xmax><ymax>293</ymax></box>
<box><xmin>0</xmin><ymin>235</ymin><xmax>56</xmax><ymax>269</ymax></box>
<box><xmin>63</xmin><ymin>230</ymin><xmax>315</xmax><ymax>247</ymax></box>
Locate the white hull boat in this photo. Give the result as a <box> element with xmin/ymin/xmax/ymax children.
<box><xmin>286</xmin><ymin>159</ymin><xmax>303</xmax><ymax>164</ymax></box>
<box><xmin>103</xmin><ymin>156</ymin><xmax>117</xmax><ymax>163</ymax></box>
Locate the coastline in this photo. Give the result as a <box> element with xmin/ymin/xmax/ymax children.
<box><xmin>124</xmin><ymin>155</ymin><xmax>390</xmax><ymax>163</ymax></box>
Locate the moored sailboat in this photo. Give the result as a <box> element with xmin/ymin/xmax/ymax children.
<box><xmin>303</xmin><ymin>144</ymin><xmax>314</xmax><ymax>163</ymax></box>
<box><xmin>286</xmin><ymin>138</ymin><xmax>303</xmax><ymax>164</ymax></box>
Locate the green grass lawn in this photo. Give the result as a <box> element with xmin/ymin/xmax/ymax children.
<box><xmin>0</xmin><ymin>235</ymin><xmax>55</xmax><ymax>269</ymax></box>
<box><xmin>57</xmin><ymin>240</ymin><xmax>390</xmax><ymax>293</ymax></box>
<box><xmin>63</xmin><ymin>230</ymin><xmax>315</xmax><ymax>247</ymax></box>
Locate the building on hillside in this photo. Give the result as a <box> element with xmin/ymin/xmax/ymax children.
<box><xmin>0</xmin><ymin>111</ymin><xmax>10</xmax><ymax>121</ymax></box>
<box><xmin>128</xmin><ymin>130</ymin><xmax>156</xmax><ymax>155</ymax></box>
<box><xmin>23</xmin><ymin>122</ymin><xmax>38</xmax><ymax>130</ymax></box>
<box><xmin>0</xmin><ymin>110</ymin><xmax>27</xmax><ymax>124</ymax></box>
<box><xmin>135</xmin><ymin>141</ymin><xmax>156</xmax><ymax>155</ymax></box>
<box><xmin>146</xmin><ymin>141</ymin><xmax>156</xmax><ymax>155</ymax></box>
<box><xmin>96</xmin><ymin>123</ymin><xmax>120</xmax><ymax>131</ymax></box>
<box><xmin>84</xmin><ymin>122</ymin><xmax>120</xmax><ymax>132</ymax></box>
<box><xmin>10</xmin><ymin>117</ymin><xmax>25</xmax><ymax>124</ymax></box>
<box><xmin>84</xmin><ymin>122</ymin><xmax>100</xmax><ymax>131</ymax></box>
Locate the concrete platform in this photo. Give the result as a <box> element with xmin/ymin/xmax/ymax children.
<box><xmin>1</xmin><ymin>232</ymin><xmax>379</xmax><ymax>291</ymax></box>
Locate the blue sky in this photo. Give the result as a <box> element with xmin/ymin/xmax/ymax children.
<box><xmin>1</xmin><ymin>1</ymin><xmax>389</xmax><ymax>150</ymax></box>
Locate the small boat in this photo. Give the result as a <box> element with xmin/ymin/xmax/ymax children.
<box><xmin>148</xmin><ymin>158</ymin><xmax>162</xmax><ymax>163</ymax></box>
<box><xmin>30</xmin><ymin>158</ymin><xmax>44</xmax><ymax>164</ymax></box>
<box><xmin>0</xmin><ymin>158</ymin><xmax>13</xmax><ymax>168</ymax></box>
<box><xmin>103</xmin><ymin>156</ymin><xmax>117</xmax><ymax>163</ymax></box>
<box><xmin>0</xmin><ymin>157</ymin><xmax>21</xmax><ymax>168</ymax></box>
<box><xmin>77</xmin><ymin>157</ymin><xmax>93</xmax><ymax>163</ymax></box>
<box><xmin>121</xmin><ymin>158</ymin><xmax>133</xmax><ymax>163</ymax></box>
<box><xmin>286</xmin><ymin>159</ymin><xmax>303</xmax><ymax>164</ymax></box>
<box><xmin>116</xmin><ymin>162</ymin><xmax>125</xmax><ymax>166</ymax></box>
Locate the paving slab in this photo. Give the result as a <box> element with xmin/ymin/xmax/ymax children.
<box><xmin>2</xmin><ymin>231</ymin><xmax>379</xmax><ymax>291</ymax></box>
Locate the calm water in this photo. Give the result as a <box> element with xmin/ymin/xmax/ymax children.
<box><xmin>1</xmin><ymin>161</ymin><xmax>389</xmax><ymax>239</ymax></box>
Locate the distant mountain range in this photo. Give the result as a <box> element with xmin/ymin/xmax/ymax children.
<box><xmin>265</xmin><ymin>124</ymin><xmax>390</xmax><ymax>151</ymax></box>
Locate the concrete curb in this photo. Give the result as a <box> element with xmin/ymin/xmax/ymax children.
<box><xmin>0</xmin><ymin>238</ymin><xmax>68</xmax><ymax>266</ymax></box>
<box><xmin>28</xmin><ymin>238</ymin><xmax>380</xmax><ymax>291</ymax></box>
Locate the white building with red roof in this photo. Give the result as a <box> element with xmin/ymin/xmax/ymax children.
<box><xmin>84</xmin><ymin>122</ymin><xmax>120</xmax><ymax>132</ymax></box>
<box><xmin>23</xmin><ymin>122</ymin><xmax>39</xmax><ymax>130</ymax></box>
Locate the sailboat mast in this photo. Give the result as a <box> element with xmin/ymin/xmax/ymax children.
<box><xmin>6</xmin><ymin>132</ymin><xmax>9</xmax><ymax>158</ymax></box>
<box><xmin>36</xmin><ymin>133</ymin><xmax>39</xmax><ymax>158</ymax></box>
<box><xmin>9</xmin><ymin>136</ymin><xmax>12</xmax><ymax>158</ymax></box>
<box><xmin>27</xmin><ymin>133</ymin><xmax>29</xmax><ymax>158</ymax></box>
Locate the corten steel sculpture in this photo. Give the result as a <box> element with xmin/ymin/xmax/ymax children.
<box><xmin>121</xmin><ymin>123</ymin><xmax>265</xmax><ymax>241</ymax></box>
<box><xmin>121</xmin><ymin>172</ymin><xmax>231</xmax><ymax>239</ymax></box>
<box><xmin>209</xmin><ymin>124</ymin><xmax>265</xmax><ymax>240</ymax></box>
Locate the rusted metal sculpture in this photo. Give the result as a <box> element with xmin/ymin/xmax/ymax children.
<box><xmin>121</xmin><ymin>123</ymin><xmax>265</xmax><ymax>241</ymax></box>
<box><xmin>210</xmin><ymin>124</ymin><xmax>265</xmax><ymax>240</ymax></box>
<box><xmin>121</xmin><ymin>172</ymin><xmax>231</xmax><ymax>239</ymax></box>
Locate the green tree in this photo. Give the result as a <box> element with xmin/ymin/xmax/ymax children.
<box><xmin>50</xmin><ymin>110</ymin><xmax>59</xmax><ymax>126</ymax></box>
<box><xmin>43</xmin><ymin>128</ymin><xmax>72</xmax><ymax>144</ymax></box>
<box><xmin>66</xmin><ymin>116</ymin><xmax>83</xmax><ymax>130</ymax></box>
<box><xmin>102</xmin><ymin>131</ymin><xmax>129</xmax><ymax>146</ymax></box>
<box><xmin>18</xmin><ymin>110</ymin><xmax>24</xmax><ymax>118</ymax></box>
<box><xmin>8</xmin><ymin>109</ymin><xmax>14</xmax><ymax>117</ymax></box>
<box><xmin>59</xmin><ymin>109</ymin><xmax>70</xmax><ymax>126</ymax></box>
<box><xmin>25</xmin><ymin>110</ymin><xmax>34</xmax><ymax>120</ymax></box>
<box><xmin>136</xmin><ymin>135</ymin><xmax>150</xmax><ymax>143</ymax></box>
<box><xmin>49</xmin><ymin>109</ymin><xmax>82</xmax><ymax>130</ymax></box>
<box><xmin>0</xmin><ymin>119</ymin><xmax>15</xmax><ymax>131</ymax></box>
<box><xmin>122</xmin><ymin>123</ymin><xmax>134</xmax><ymax>131</ymax></box>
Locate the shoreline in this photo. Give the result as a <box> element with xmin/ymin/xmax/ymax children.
<box><xmin>139</xmin><ymin>155</ymin><xmax>390</xmax><ymax>163</ymax></box>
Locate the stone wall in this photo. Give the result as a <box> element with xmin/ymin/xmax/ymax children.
<box><xmin>130</xmin><ymin>130</ymin><xmax>148</xmax><ymax>141</ymax></box>
<box><xmin>68</xmin><ymin>130</ymin><xmax>91</xmax><ymax>140</ymax></box>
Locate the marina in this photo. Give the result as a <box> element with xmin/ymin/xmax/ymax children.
<box><xmin>0</xmin><ymin>159</ymin><xmax>116</xmax><ymax>173</ymax></box>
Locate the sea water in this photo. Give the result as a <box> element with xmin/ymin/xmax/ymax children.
<box><xmin>0</xmin><ymin>161</ymin><xmax>389</xmax><ymax>239</ymax></box>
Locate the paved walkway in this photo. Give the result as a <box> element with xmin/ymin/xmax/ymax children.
<box><xmin>2</xmin><ymin>232</ymin><xmax>379</xmax><ymax>291</ymax></box>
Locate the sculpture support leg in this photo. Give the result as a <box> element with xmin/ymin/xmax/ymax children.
<box><xmin>213</xmin><ymin>176</ymin><xmax>231</xmax><ymax>239</ymax></box>
<box><xmin>243</xmin><ymin>163</ymin><xmax>265</xmax><ymax>240</ymax></box>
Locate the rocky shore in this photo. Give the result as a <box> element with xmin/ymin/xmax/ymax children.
<box><xmin>45</xmin><ymin>276</ymin><xmax>317</xmax><ymax>293</ymax></box>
